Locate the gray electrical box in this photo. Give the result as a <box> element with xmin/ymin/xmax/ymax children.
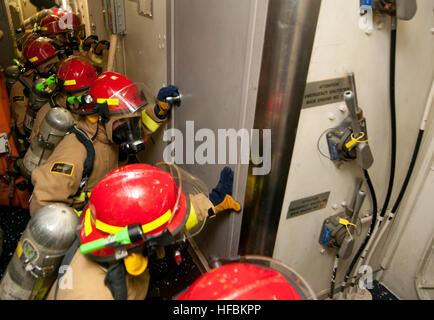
<box><xmin>103</xmin><ymin>0</ymin><xmax>127</xmax><ymax>35</ymax></box>
<box><xmin>362</xmin><ymin>0</ymin><xmax>417</xmax><ymax>20</ymax></box>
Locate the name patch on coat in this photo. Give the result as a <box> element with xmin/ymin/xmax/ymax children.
<box><xmin>51</xmin><ymin>163</ymin><xmax>74</xmax><ymax>176</ymax></box>
<box><xmin>13</xmin><ymin>96</ymin><xmax>25</xmax><ymax>102</ymax></box>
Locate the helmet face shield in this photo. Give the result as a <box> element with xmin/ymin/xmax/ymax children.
<box><xmin>112</xmin><ymin>116</ymin><xmax>145</xmax><ymax>154</ymax></box>
<box><xmin>155</xmin><ymin>162</ymin><xmax>184</xmax><ymax>223</ymax></box>
<box><xmin>100</xmin><ymin>82</ymin><xmax>150</xmax><ymax>114</ymax></box>
<box><xmin>156</xmin><ymin>163</ymin><xmax>210</xmax><ymax>241</ymax></box>
<box><xmin>89</xmin><ymin>73</ymin><xmax>157</xmax><ymax>116</ymax></box>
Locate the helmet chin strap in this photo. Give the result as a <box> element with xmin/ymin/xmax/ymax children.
<box><xmin>90</xmin><ymin>116</ymin><xmax>102</xmax><ymax>141</ymax></box>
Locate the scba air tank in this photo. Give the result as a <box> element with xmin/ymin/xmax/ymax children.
<box><xmin>19</xmin><ymin>107</ymin><xmax>74</xmax><ymax>180</ymax></box>
<box><xmin>0</xmin><ymin>204</ymin><xmax>78</xmax><ymax>300</ymax></box>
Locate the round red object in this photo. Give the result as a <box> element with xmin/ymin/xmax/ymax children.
<box><xmin>40</xmin><ymin>15</ymin><xmax>63</xmax><ymax>35</ymax></box>
<box><xmin>22</xmin><ymin>37</ymin><xmax>57</xmax><ymax>66</ymax></box>
<box><xmin>177</xmin><ymin>263</ymin><xmax>304</xmax><ymax>300</ymax></box>
<box><xmin>88</xmin><ymin>72</ymin><xmax>146</xmax><ymax>114</ymax></box>
<box><xmin>57</xmin><ymin>57</ymin><xmax>97</xmax><ymax>92</ymax></box>
<box><xmin>79</xmin><ymin>164</ymin><xmax>188</xmax><ymax>259</ymax></box>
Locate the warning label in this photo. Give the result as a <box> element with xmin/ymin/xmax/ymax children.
<box><xmin>287</xmin><ymin>192</ymin><xmax>331</xmax><ymax>219</ymax></box>
<box><xmin>302</xmin><ymin>77</ymin><xmax>351</xmax><ymax>109</ymax></box>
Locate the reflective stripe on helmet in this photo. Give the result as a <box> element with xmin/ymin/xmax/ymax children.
<box><xmin>83</xmin><ymin>207</ymin><xmax>173</xmax><ymax>237</ymax></box>
<box><xmin>64</xmin><ymin>79</ymin><xmax>77</xmax><ymax>86</ymax></box>
<box><xmin>84</xmin><ymin>208</ymin><xmax>93</xmax><ymax>236</ymax></box>
<box><xmin>97</xmin><ymin>98</ymin><xmax>119</xmax><ymax>106</ymax></box>
<box><xmin>142</xmin><ymin>110</ymin><xmax>160</xmax><ymax>133</ymax></box>
<box><xmin>185</xmin><ymin>202</ymin><xmax>199</xmax><ymax>231</ymax></box>
<box><xmin>29</xmin><ymin>57</ymin><xmax>39</xmax><ymax>63</ymax></box>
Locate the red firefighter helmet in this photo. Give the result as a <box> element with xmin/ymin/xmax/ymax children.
<box><xmin>22</xmin><ymin>37</ymin><xmax>57</xmax><ymax>66</ymax></box>
<box><xmin>22</xmin><ymin>38</ymin><xmax>36</xmax><ymax>55</ymax></box>
<box><xmin>57</xmin><ymin>57</ymin><xmax>97</xmax><ymax>92</ymax></box>
<box><xmin>79</xmin><ymin>164</ymin><xmax>189</xmax><ymax>261</ymax></box>
<box><xmin>87</xmin><ymin>72</ymin><xmax>148</xmax><ymax>114</ymax></box>
<box><xmin>52</xmin><ymin>8</ymin><xmax>68</xmax><ymax>17</ymax></box>
<box><xmin>40</xmin><ymin>15</ymin><xmax>63</xmax><ymax>35</ymax></box>
<box><xmin>177</xmin><ymin>256</ymin><xmax>317</xmax><ymax>300</ymax></box>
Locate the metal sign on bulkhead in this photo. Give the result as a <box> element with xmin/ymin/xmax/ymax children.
<box><xmin>302</xmin><ymin>77</ymin><xmax>351</xmax><ymax>109</ymax></box>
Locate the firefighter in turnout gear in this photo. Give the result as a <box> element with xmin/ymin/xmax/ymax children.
<box><xmin>9</xmin><ymin>63</ymin><xmax>34</xmax><ymax>139</ymax></box>
<box><xmin>38</xmin><ymin>12</ymin><xmax>86</xmax><ymax>56</ymax></box>
<box><xmin>9</xmin><ymin>38</ymin><xmax>60</xmax><ymax>152</ymax></box>
<box><xmin>29</xmin><ymin>72</ymin><xmax>179</xmax><ymax>216</ymax></box>
<box><xmin>23</xmin><ymin>37</ymin><xmax>61</xmax><ymax>79</ymax></box>
<box><xmin>28</xmin><ymin>56</ymin><xmax>98</xmax><ymax>142</ymax></box>
<box><xmin>38</xmin><ymin>13</ymin><xmax>106</xmax><ymax>71</ymax></box>
<box><xmin>20</xmin><ymin>37</ymin><xmax>62</xmax><ymax>137</ymax></box>
<box><xmin>47</xmin><ymin>163</ymin><xmax>241</xmax><ymax>300</ymax></box>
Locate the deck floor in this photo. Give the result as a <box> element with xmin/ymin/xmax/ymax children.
<box><xmin>0</xmin><ymin>206</ymin><xmax>399</xmax><ymax>300</ymax></box>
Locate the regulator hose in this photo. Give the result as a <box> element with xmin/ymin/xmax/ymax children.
<box><xmin>341</xmin><ymin>169</ymin><xmax>378</xmax><ymax>293</ymax></box>
<box><xmin>379</xmin><ymin>24</ymin><xmax>397</xmax><ymax>225</ymax></box>
<box><xmin>390</xmin><ymin>130</ymin><xmax>423</xmax><ymax>214</ymax></box>
<box><xmin>341</xmin><ymin>19</ymin><xmax>397</xmax><ymax>292</ymax></box>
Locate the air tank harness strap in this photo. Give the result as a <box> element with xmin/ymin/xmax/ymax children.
<box><xmin>69</xmin><ymin>126</ymin><xmax>95</xmax><ymax>201</ymax></box>
<box><xmin>54</xmin><ymin>237</ymin><xmax>80</xmax><ymax>300</ymax></box>
<box><xmin>54</xmin><ymin>237</ymin><xmax>128</xmax><ymax>300</ymax></box>
<box><xmin>104</xmin><ymin>262</ymin><xmax>128</xmax><ymax>300</ymax></box>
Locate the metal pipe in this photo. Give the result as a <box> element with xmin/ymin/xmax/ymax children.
<box><xmin>344</xmin><ymin>91</ymin><xmax>362</xmax><ymax>136</ymax></box>
<box><xmin>238</xmin><ymin>0</ymin><xmax>322</xmax><ymax>256</ymax></box>
<box><xmin>347</xmin><ymin>73</ymin><xmax>360</xmax><ymax>114</ymax></box>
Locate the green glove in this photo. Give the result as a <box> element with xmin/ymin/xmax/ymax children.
<box><xmin>35</xmin><ymin>76</ymin><xmax>57</xmax><ymax>91</ymax></box>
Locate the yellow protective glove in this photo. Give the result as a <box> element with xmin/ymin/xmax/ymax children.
<box><xmin>209</xmin><ymin>167</ymin><xmax>241</xmax><ymax>214</ymax></box>
<box><xmin>214</xmin><ymin>194</ymin><xmax>241</xmax><ymax>214</ymax></box>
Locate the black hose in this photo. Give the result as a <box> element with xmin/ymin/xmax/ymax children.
<box><xmin>390</xmin><ymin>130</ymin><xmax>424</xmax><ymax>214</ymax></box>
<box><xmin>377</xmin><ymin>129</ymin><xmax>424</xmax><ymax>276</ymax></box>
<box><xmin>339</xmin><ymin>22</ymin><xmax>397</xmax><ymax>293</ymax></box>
<box><xmin>379</xmin><ymin>26</ymin><xmax>397</xmax><ymax>222</ymax></box>
<box><xmin>341</xmin><ymin>169</ymin><xmax>378</xmax><ymax>292</ymax></box>
<box><xmin>330</xmin><ymin>254</ymin><xmax>339</xmax><ymax>299</ymax></box>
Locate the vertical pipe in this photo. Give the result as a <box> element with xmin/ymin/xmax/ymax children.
<box><xmin>238</xmin><ymin>0</ymin><xmax>322</xmax><ymax>256</ymax></box>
